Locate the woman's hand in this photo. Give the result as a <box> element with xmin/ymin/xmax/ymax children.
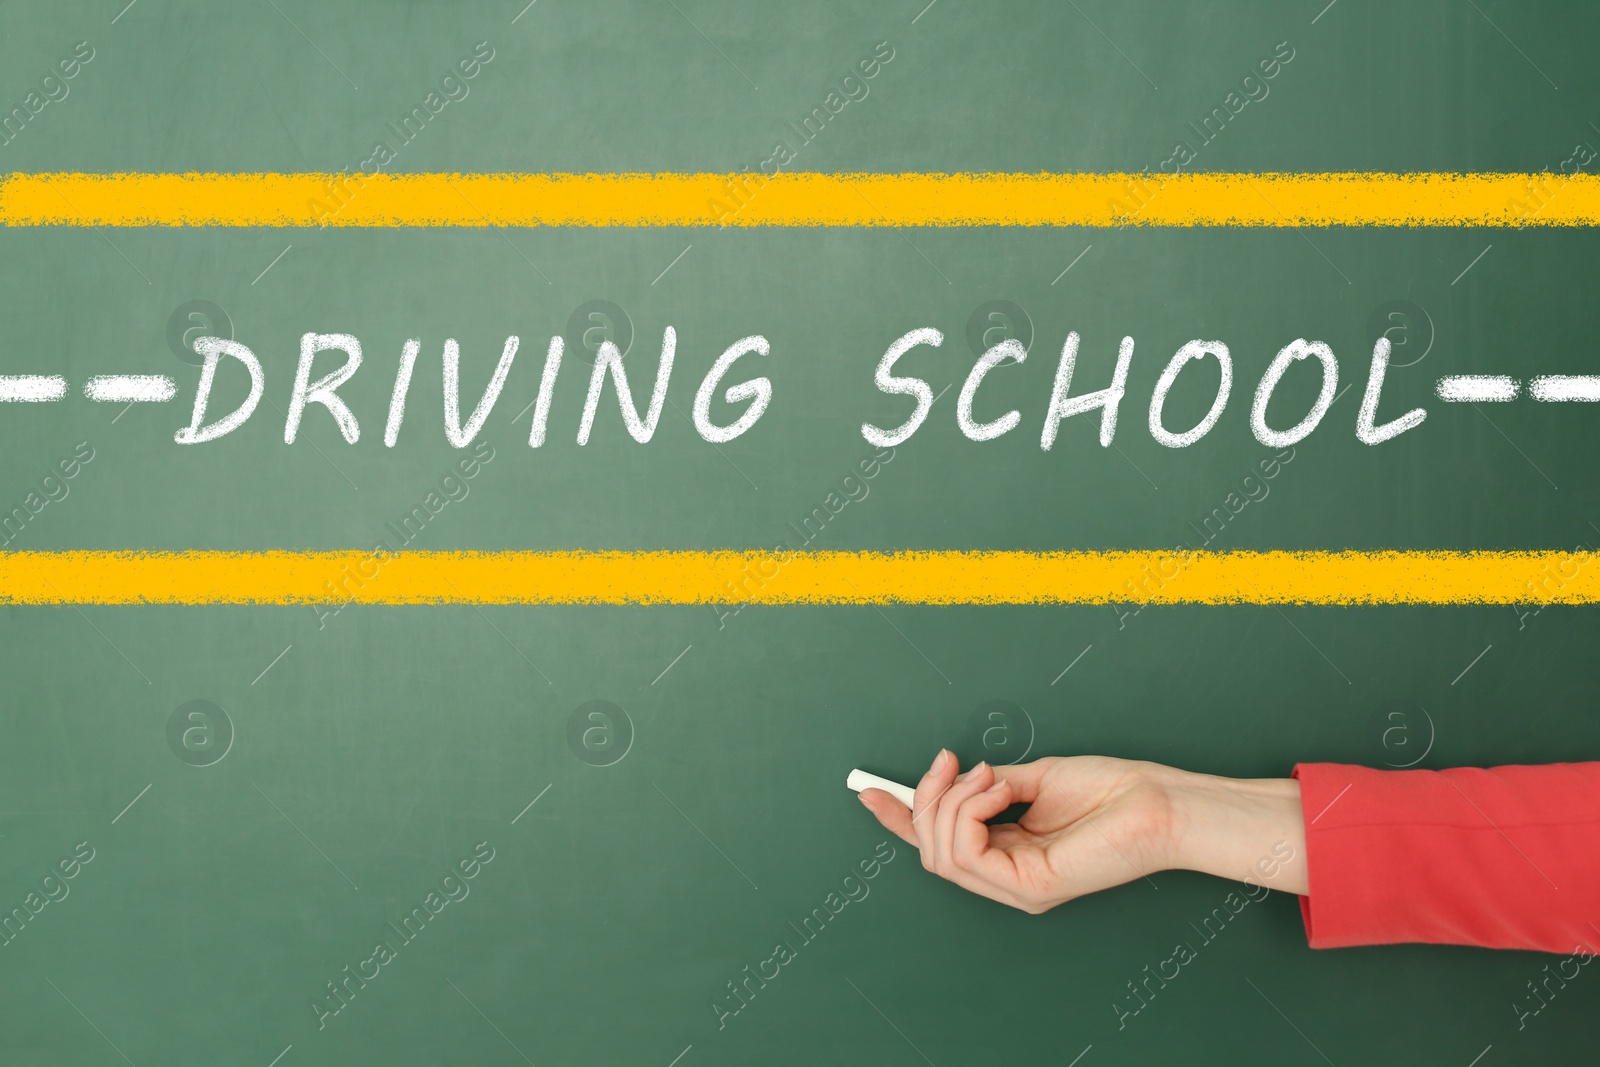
<box><xmin>857</xmin><ymin>751</ymin><xmax>1307</xmax><ymax>913</ymax></box>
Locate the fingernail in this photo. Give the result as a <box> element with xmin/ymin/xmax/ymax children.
<box><xmin>858</xmin><ymin>792</ymin><xmax>876</xmax><ymax>810</ymax></box>
<box><xmin>934</xmin><ymin>748</ymin><xmax>951</xmax><ymax>771</ymax></box>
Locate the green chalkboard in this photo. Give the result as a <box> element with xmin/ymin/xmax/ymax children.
<box><xmin>3</xmin><ymin>1</ymin><xmax>1599</xmax><ymax>1064</ymax></box>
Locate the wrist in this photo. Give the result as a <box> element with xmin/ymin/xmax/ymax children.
<box><xmin>1159</xmin><ymin>769</ymin><xmax>1309</xmax><ymax>894</ymax></box>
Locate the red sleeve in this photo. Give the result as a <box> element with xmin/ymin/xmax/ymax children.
<box><xmin>1292</xmin><ymin>762</ymin><xmax>1600</xmax><ymax>952</ymax></box>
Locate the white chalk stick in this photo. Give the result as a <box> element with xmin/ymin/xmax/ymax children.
<box><xmin>847</xmin><ymin>769</ymin><xmax>916</xmax><ymax>808</ymax></box>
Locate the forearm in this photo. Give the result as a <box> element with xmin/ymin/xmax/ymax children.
<box><xmin>1160</xmin><ymin>770</ymin><xmax>1308</xmax><ymax>895</ymax></box>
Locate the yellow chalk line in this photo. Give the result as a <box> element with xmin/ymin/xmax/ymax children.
<box><xmin>0</xmin><ymin>549</ymin><xmax>1590</xmax><ymax>605</ymax></box>
<box><xmin>2</xmin><ymin>172</ymin><xmax>1595</xmax><ymax>227</ymax></box>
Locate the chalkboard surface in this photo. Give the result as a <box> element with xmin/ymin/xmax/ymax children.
<box><xmin>3</xmin><ymin>2</ymin><xmax>1599</xmax><ymax>1064</ymax></box>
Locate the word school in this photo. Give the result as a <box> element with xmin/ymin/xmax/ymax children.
<box><xmin>162</xmin><ymin>328</ymin><xmax>1428</xmax><ymax>451</ymax></box>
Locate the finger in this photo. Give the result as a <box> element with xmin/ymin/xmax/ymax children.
<box><xmin>912</xmin><ymin>749</ymin><xmax>958</xmax><ymax>869</ymax></box>
<box><xmin>932</xmin><ymin>762</ymin><xmax>996</xmax><ymax>877</ymax></box>
<box><xmin>952</xmin><ymin>778</ymin><xmax>1026</xmax><ymax>889</ymax></box>
<box><xmin>991</xmin><ymin>760</ymin><xmax>1052</xmax><ymax>805</ymax></box>
<box><xmin>938</xmin><ymin>778</ymin><xmax>1035</xmax><ymax>911</ymax></box>
<box><xmin>857</xmin><ymin>789</ymin><xmax>916</xmax><ymax>847</ymax></box>
<box><xmin>917</xmin><ymin>758</ymin><xmax>1038</xmax><ymax>918</ymax></box>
